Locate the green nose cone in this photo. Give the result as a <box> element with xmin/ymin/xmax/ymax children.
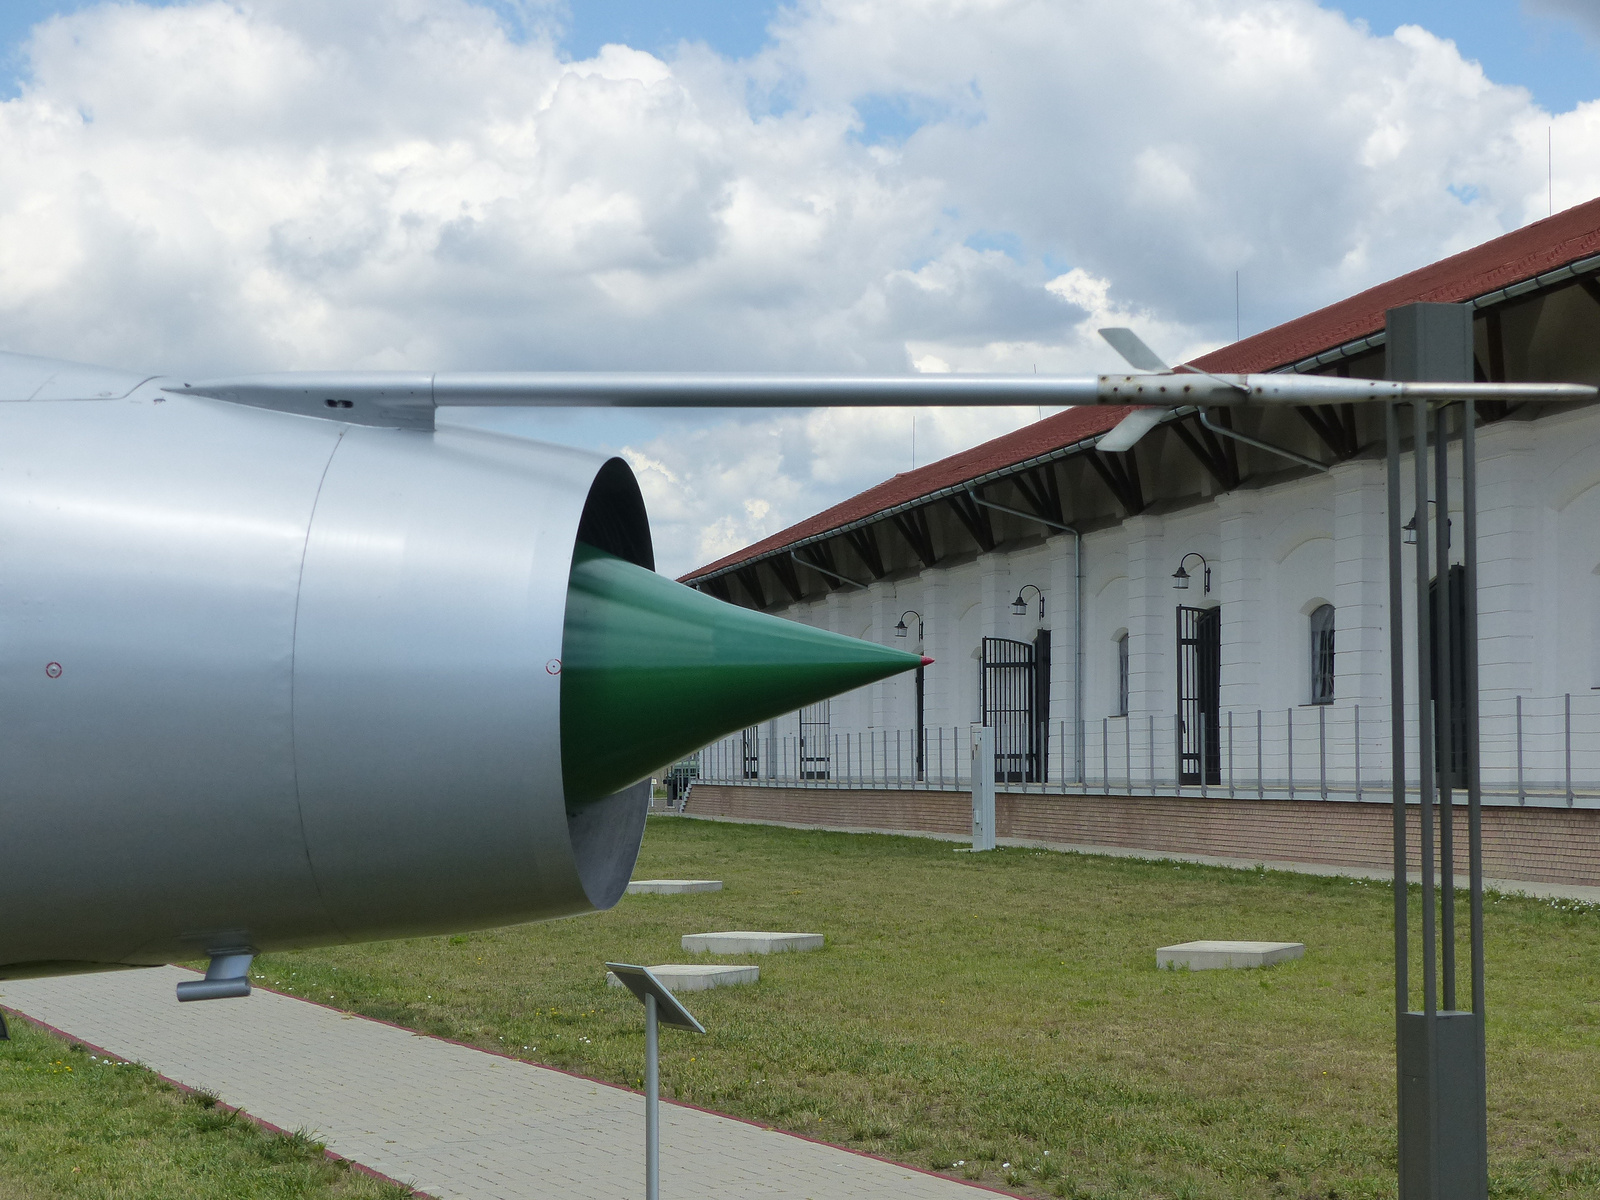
<box><xmin>560</xmin><ymin>543</ymin><xmax>924</xmax><ymax>806</ymax></box>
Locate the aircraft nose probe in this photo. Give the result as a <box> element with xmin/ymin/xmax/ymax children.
<box><xmin>559</xmin><ymin>542</ymin><xmax>929</xmax><ymax>808</ymax></box>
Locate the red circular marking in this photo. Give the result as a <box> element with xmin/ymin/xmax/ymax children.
<box><xmin>545</xmin><ymin>659</ymin><xmax>562</xmax><ymax>675</ymax></box>
<box><xmin>45</xmin><ymin>662</ymin><xmax>62</xmax><ymax>679</ymax></box>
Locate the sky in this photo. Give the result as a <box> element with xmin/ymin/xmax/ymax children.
<box><xmin>0</xmin><ymin>0</ymin><xmax>1598</xmax><ymax>577</ymax></box>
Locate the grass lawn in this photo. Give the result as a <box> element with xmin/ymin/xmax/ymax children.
<box><xmin>0</xmin><ymin>1018</ymin><xmax>415</xmax><ymax>1200</ymax></box>
<box><xmin>243</xmin><ymin>816</ymin><xmax>1600</xmax><ymax>1199</ymax></box>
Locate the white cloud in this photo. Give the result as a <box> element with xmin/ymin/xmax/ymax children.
<box><xmin>0</xmin><ymin>0</ymin><xmax>1595</xmax><ymax>576</ymax></box>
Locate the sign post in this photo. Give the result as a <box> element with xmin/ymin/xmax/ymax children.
<box><xmin>606</xmin><ymin>963</ymin><xmax>706</xmax><ymax>1200</ymax></box>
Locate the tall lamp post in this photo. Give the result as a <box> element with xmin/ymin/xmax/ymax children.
<box><xmin>1386</xmin><ymin>303</ymin><xmax>1487</xmax><ymax>1198</ymax></box>
<box><xmin>894</xmin><ymin>610</ymin><xmax>926</xmax><ymax>780</ymax></box>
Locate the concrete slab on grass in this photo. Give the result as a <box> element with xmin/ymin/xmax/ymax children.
<box><xmin>682</xmin><ymin>932</ymin><xmax>823</xmax><ymax>955</ymax></box>
<box><xmin>606</xmin><ymin>964</ymin><xmax>758</xmax><ymax>991</ymax></box>
<box><xmin>1158</xmin><ymin>940</ymin><xmax>1304</xmax><ymax>970</ymax></box>
<box><xmin>627</xmin><ymin>879</ymin><xmax>723</xmax><ymax>895</ymax></box>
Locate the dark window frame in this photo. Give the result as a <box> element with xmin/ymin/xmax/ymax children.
<box><xmin>1310</xmin><ymin>603</ymin><xmax>1336</xmax><ymax>706</ymax></box>
<box><xmin>1115</xmin><ymin>631</ymin><xmax>1130</xmax><ymax>717</ymax></box>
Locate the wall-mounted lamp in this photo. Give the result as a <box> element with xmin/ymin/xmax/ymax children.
<box><xmin>1172</xmin><ymin>552</ymin><xmax>1211</xmax><ymax>594</ymax></box>
<box><xmin>893</xmin><ymin>609</ymin><xmax>924</xmax><ymax>641</ymax></box>
<box><xmin>1010</xmin><ymin>584</ymin><xmax>1044</xmax><ymax>618</ymax></box>
<box><xmin>1402</xmin><ymin>500</ymin><xmax>1451</xmax><ymax>547</ymax></box>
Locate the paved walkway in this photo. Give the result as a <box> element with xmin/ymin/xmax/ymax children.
<box><xmin>1</xmin><ymin>967</ymin><xmax>998</xmax><ymax>1200</ymax></box>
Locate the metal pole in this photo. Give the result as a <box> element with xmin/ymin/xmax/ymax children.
<box><xmin>1149</xmin><ymin>713</ymin><xmax>1156</xmax><ymax>793</ymax></box>
<box><xmin>1356</xmin><ymin>704</ymin><xmax>1362</xmax><ymax>802</ymax></box>
<box><xmin>645</xmin><ymin>992</ymin><xmax>660</xmax><ymax>1200</ymax></box>
<box><xmin>1435</xmin><ymin>403</ymin><xmax>1456</xmax><ymax>1012</ymax></box>
<box><xmin>1385</xmin><ymin>398</ymin><xmax>1410</xmax><ymax>1170</ymax></box>
<box><xmin>1287</xmin><ymin>708</ymin><xmax>1294</xmax><ymax>799</ymax></box>
<box><xmin>1257</xmin><ymin>709</ymin><xmax>1264</xmax><ymax>800</ymax></box>
<box><xmin>1173</xmin><ymin>713</ymin><xmax>1182</xmax><ymax>794</ymax></box>
<box><xmin>1413</xmin><ymin>397</ymin><xmax>1441</xmax><ymax>1184</ymax></box>
<box><xmin>1228</xmin><ymin>709</ymin><xmax>1235</xmax><ymax>798</ymax></box>
<box><xmin>1463</xmin><ymin>397</ymin><xmax>1489</xmax><ymax>1164</ymax></box>
<box><xmin>1516</xmin><ymin>696</ymin><xmax>1525</xmax><ymax>805</ymax></box>
<box><xmin>1565</xmin><ymin>693</ymin><xmax>1574</xmax><ymax>807</ymax></box>
<box><xmin>1319</xmin><ymin>704</ymin><xmax>1328</xmax><ymax>800</ymax></box>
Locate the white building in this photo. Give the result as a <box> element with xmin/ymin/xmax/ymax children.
<box><xmin>679</xmin><ymin>201</ymin><xmax>1600</xmax><ymax>882</ymax></box>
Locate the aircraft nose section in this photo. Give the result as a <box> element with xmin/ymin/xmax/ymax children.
<box><xmin>559</xmin><ymin>543</ymin><xmax>923</xmax><ymax>807</ymax></box>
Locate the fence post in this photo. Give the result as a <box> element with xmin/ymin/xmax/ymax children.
<box><xmin>1200</xmin><ymin>722</ymin><xmax>1208</xmax><ymax>799</ymax></box>
<box><xmin>1355</xmin><ymin>704</ymin><xmax>1362</xmax><ymax>803</ymax></box>
<box><xmin>1257</xmin><ymin>709</ymin><xmax>1264</xmax><ymax>800</ymax></box>
<box><xmin>1566</xmin><ymin>693</ymin><xmax>1574</xmax><ymax>808</ymax></box>
<box><xmin>1102</xmin><ymin>717</ymin><xmax>1109</xmax><ymax>792</ymax></box>
<box><xmin>1319</xmin><ymin>704</ymin><xmax>1327</xmax><ymax>800</ymax></box>
<box><xmin>1173</xmin><ymin>713</ymin><xmax>1182</xmax><ymax>795</ymax></box>
<box><xmin>1516</xmin><ymin>696</ymin><xmax>1525</xmax><ymax>806</ymax></box>
<box><xmin>1227</xmin><ymin>710</ymin><xmax>1235</xmax><ymax>798</ymax></box>
<box><xmin>1287</xmin><ymin>708</ymin><xmax>1294</xmax><ymax>800</ymax></box>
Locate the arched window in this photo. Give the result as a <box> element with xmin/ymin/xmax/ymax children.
<box><xmin>1310</xmin><ymin>604</ymin><xmax>1335</xmax><ymax>705</ymax></box>
<box><xmin>1115</xmin><ymin>631</ymin><xmax>1130</xmax><ymax>716</ymax></box>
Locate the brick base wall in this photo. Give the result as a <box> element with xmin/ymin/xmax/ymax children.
<box><xmin>685</xmin><ymin>785</ymin><xmax>1600</xmax><ymax>888</ymax></box>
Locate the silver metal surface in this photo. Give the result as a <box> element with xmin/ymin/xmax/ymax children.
<box><xmin>0</xmin><ymin>383</ymin><xmax>652</xmax><ymax>979</ymax></box>
<box><xmin>171</xmin><ymin>369</ymin><xmax>1598</xmax><ymax>431</ymax></box>
<box><xmin>175</xmin><ymin>952</ymin><xmax>255</xmax><ymax>1002</ymax></box>
<box><xmin>1093</xmin><ymin>407</ymin><xmax>1166</xmax><ymax>452</ymax></box>
<box><xmin>604</xmin><ymin>964</ymin><xmax>706</xmax><ymax>1033</ymax></box>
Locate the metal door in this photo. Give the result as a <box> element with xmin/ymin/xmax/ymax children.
<box><xmin>798</xmin><ymin>701</ymin><xmax>831</xmax><ymax>780</ymax></box>
<box><xmin>741</xmin><ymin>726</ymin><xmax>760</xmax><ymax>780</ymax></box>
<box><xmin>981</xmin><ymin>636</ymin><xmax>1038</xmax><ymax>783</ymax></box>
<box><xmin>1034</xmin><ymin>629</ymin><xmax>1052</xmax><ymax>784</ymax></box>
<box><xmin>1176</xmin><ymin>605</ymin><xmax>1221</xmax><ymax>785</ymax></box>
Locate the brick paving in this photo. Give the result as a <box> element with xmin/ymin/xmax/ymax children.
<box><xmin>0</xmin><ymin>967</ymin><xmax>1001</xmax><ymax>1200</ymax></box>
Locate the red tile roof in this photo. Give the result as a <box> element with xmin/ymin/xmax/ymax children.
<box><xmin>680</xmin><ymin>404</ymin><xmax>1134</xmax><ymax>581</ymax></box>
<box><xmin>1193</xmin><ymin>195</ymin><xmax>1600</xmax><ymax>373</ymax></box>
<box><xmin>681</xmin><ymin>196</ymin><xmax>1600</xmax><ymax>584</ymax></box>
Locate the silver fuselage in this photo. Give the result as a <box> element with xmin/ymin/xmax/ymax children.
<box><xmin>1</xmin><ymin>373</ymin><xmax>647</xmax><ymax>978</ymax></box>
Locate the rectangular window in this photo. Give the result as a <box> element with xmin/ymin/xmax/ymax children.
<box><xmin>1310</xmin><ymin>604</ymin><xmax>1335</xmax><ymax>705</ymax></box>
<box><xmin>1116</xmin><ymin>632</ymin><xmax>1129</xmax><ymax>717</ymax></box>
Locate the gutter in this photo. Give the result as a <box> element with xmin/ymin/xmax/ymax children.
<box><xmin>1279</xmin><ymin>250</ymin><xmax>1600</xmax><ymax>375</ymax></box>
<box><xmin>790</xmin><ymin>551</ymin><xmax>867</xmax><ymax>590</ymax></box>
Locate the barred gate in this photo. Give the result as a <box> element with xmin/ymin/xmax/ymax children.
<box><xmin>1176</xmin><ymin>605</ymin><xmax>1221</xmax><ymax>785</ymax></box>
<box><xmin>741</xmin><ymin>726</ymin><xmax>761</xmax><ymax>779</ymax></box>
<box><xmin>799</xmin><ymin>701</ymin><xmax>831</xmax><ymax>780</ymax></box>
<box><xmin>981</xmin><ymin>636</ymin><xmax>1039</xmax><ymax>783</ymax></box>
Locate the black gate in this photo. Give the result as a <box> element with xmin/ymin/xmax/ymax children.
<box><xmin>981</xmin><ymin>636</ymin><xmax>1039</xmax><ymax>783</ymax></box>
<box><xmin>741</xmin><ymin>726</ymin><xmax>761</xmax><ymax>780</ymax></box>
<box><xmin>1176</xmin><ymin>605</ymin><xmax>1221</xmax><ymax>785</ymax></box>
<box><xmin>1034</xmin><ymin>629</ymin><xmax>1052</xmax><ymax>784</ymax></box>
<box><xmin>798</xmin><ymin>701</ymin><xmax>831</xmax><ymax>780</ymax></box>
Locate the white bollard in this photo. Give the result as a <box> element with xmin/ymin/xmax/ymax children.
<box><xmin>970</xmin><ymin>725</ymin><xmax>996</xmax><ymax>851</ymax></box>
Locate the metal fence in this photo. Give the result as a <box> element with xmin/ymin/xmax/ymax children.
<box><xmin>691</xmin><ymin>692</ymin><xmax>1600</xmax><ymax>810</ymax></box>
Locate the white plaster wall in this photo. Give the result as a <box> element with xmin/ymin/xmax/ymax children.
<box><xmin>739</xmin><ymin>403</ymin><xmax>1600</xmax><ymax>791</ymax></box>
